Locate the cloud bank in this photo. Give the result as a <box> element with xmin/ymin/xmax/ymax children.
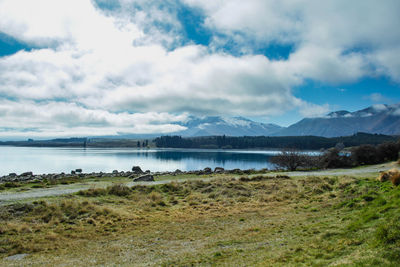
<box><xmin>0</xmin><ymin>0</ymin><xmax>399</xmax><ymax>137</ymax></box>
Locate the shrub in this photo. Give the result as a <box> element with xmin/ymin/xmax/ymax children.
<box><xmin>160</xmin><ymin>182</ymin><xmax>183</xmax><ymax>193</ymax></box>
<box><xmin>377</xmin><ymin>142</ymin><xmax>400</xmax><ymax>162</ymax></box>
<box><xmin>351</xmin><ymin>145</ymin><xmax>379</xmax><ymax>165</ymax></box>
<box><xmin>270</xmin><ymin>149</ymin><xmax>316</xmax><ymax>171</ymax></box>
<box><xmin>377</xmin><ymin>172</ymin><xmax>390</xmax><ymax>182</ymax></box>
<box><xmin>78</xmin><ymin>188</ymin><xmax>107</xmax><ymax>197</ymax></box>
<box><xmin>319</xmin><ymin>148</ymin><xmax>352</xmax><ymax>169</ymax></box>
<box><xmin>31</xmin><ymin>184</ymin><xmax>46</xmax><ymax>188</ymax></box>
<box><xmin>149</xmin><ymin>191</ymin><xmax>162</xmax><ymax>202</ymax></box>
<box><xmin>377</xmin><ymin>169</ymin><xmax>400</xmax><ymax>186</ymax></box>
<box><xmin>4</xmin><ymin>182</ymin><xmax>21</xmax><ymax>188</ymax></box>
<box><xmin>108</xmin><ymin>184</ymin><xmax>131</xmax><ymax>196</ymax></box>
<box><xmin>390</xmin><ymin>172</ymin><xmax>400</xmax><ymax>186</ymax></box>
<box><xmin>148</xmin><ymin>191</ymin><xmax>166</xmax><ymax>206</ymax></box>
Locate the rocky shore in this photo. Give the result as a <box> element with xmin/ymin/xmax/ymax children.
<box><xmin>0</xmin><ymin>166</ymin><xmax>268</xmax><ymax>183</ymax></box>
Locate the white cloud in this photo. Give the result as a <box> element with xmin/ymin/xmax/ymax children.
<box><xmin>286</xmin><ymin>44</ymin><xmax>367</xmax><ymax>83</ymax></box>
<box><xmin>369</xmin><ymin>46</ymin><xmax>400</xmax><ymax>82</ymax></box>
<box><xmin>0</xmin><ymin>100</ymin><xmax>187</xmax><ymax>138</ymax></box>
<box><xmin>298</xmin><ymin>102</ymin><xmax>330</xmax><ymax>118</ymax></box>
<box><xmin>183</xmin><ymin>0</ymin><xmax>303</xmax><ymax>44</ymax></box>
<box><xmin>372</xmin><ymin>104</ymin><xmax>388</xmax><ymax>111</ymax></box>
<box><xmin>0</xmin><ymin>0</ymin><xmax>398</xmax><ymax>137</ymax></box>
<box><xmin>184</xmin><ymin>0</ymin><xmax>400</xmax><ymax>83</ymax></box>
<box><xmin>0</xmin><ymin>0</ymin><xmax>142</xmax><ymax>50</ymax></box>
<box><xmin>364</xmin><ymin>93</ymin><xmax>391</xmax><ymax>103</ymax></box>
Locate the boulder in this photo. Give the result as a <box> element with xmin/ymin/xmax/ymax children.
<box><xmin>20</xmin><ymin>172</ymin><xmax>33</xmax><ymax>176</ymax></box>
<box><xmin>203</xmin><ymin>167</ymin><xmax>212</xmax><ymax>174</ymax></box>
<box><xmin>133</xmin><ymin>174</ymin><xmax>155</xmax><ymax>182</ymax></box>
<box><xmin>71</xmin><ymin>170</ymin><xmax>76</xmax><ymax>175</ymax></box>
<box><xmin>132</xmin><ymin>166</ymin><xmax>144</xmax><ymax>174</ymax></box>
<box><xmin>214</xmin><ymin>167</ymin><xmax>224</xmax><ymax>173</ymax></box>
<box><xmin>112</xmin><ymin>170</ymin><xmax>119</xmax><ymax>174</ymax></box>
<box><xmin>75</xmin><ymin>169</ymin><xmax>82</xmax><ymax>173</ymax></box>
<box><xmin>8</xmin><ymin>173</ymin><xmax>17</xmax><ymax>177</ymax></box>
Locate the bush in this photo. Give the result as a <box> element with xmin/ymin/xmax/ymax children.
<box><xmin>271</xmin><ymin>149</ymin><xmax>316</xmax><ymax>171</ymax></box>
<box><xmin>377</xmin><ymin>142</ymin><xmax>400</xmax><ymax>162</ymax></box>
<box><xmin>377</xmin><ymin>169</ymin><xmax>400</xmax><ymax>186</ymax></box>
<box><xmin>351</xmin><ymin>145</ymin><xmax>379</xmax><ymax>165</ymax></box>
<box><xmin>108</xmin><ymin>184</ymin><xmax>131</xmax><ymax>196</ymax></box>
<box><xmin>78</xmin><ymin>188</ymin><xmax>107</xmax><ymax>197</ymax></box>
<box><xmin>160</xmin><ymin>182</ymin><xmax>184</xmax><ymax>193</ymax></box>
<box><xmin>149</xmin><ymin>191</ymin><xmax>162</xmax><ymax>202</ymax></box>
<box><xmin>4</xmin><ymin>182</ymin><xmax>21</xmax><ymax>188</ymax></box>
<box><xmin>319</xmin><ymin>148</ymin><xmax>352</xmax><ymax>169</ymax></box>
<box><xmin>390</xmin><ymin>172</ymin><xmax>400</xmax><ymax>186</ymax></box>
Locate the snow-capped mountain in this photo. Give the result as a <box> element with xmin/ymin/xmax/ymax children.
<box><xmin>107</xmin><ymin>103</ymin><xmax>400</xmax><ymax>139</ymax></box>
<box><xmin>174</xmin><ymin>116</ymin><xmax>283</xmax><ymax>137</ymax></box>
<box><xmin>274</xmin><ymin>103</ymin><xmax>400</xmax><ymax>137</ymax></box>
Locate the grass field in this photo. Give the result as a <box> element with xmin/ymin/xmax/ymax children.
<box><xmin>1</xmin><ymin>166</ymin><xmax>400</xmax><ymax>266</ymax></box>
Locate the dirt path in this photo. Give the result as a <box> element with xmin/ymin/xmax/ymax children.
<box><xmin>0</xmin><ymin>163</ymin><xmax>395</xmax><ymax>205</ymax></box>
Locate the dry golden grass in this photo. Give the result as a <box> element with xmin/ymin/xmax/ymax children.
<box><xmin>390</xmin><ymin>172</ymin><xmax>400</xmax><ymax>186</ymax></box>
<box><xmin>0</xmin><ymin>174</ymin><xmax>399</xmax><ymax>266</ymax></box>
<box><xmin>377</xmin><ymin>168</ymin><xmax>400</xmax><ymax>186</ymax></box>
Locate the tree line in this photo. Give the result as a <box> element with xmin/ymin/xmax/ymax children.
<box><xmin>154</xmin><ymin>133</ymin><xmax>398</xmax><ymax>150</ymax></box>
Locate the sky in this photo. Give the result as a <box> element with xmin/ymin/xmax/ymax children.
<box><xmin>0</xmin><ymin>0</ymin><xmax>399</xmax><ymax>139</ymax></box>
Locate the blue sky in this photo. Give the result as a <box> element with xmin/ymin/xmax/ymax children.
<box><xmin>0</xmin><ymin>0</ymin><xmax>399</xmax><ymax>138</ymax></box>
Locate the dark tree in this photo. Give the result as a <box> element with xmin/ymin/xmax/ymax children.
<box><xmin>270</xmin><ymin>149</ymin><xmax>311</xmax><ymax>171</ymax></box>
<box><xmin>319</xmin><ymin>148</ymin><xmax>351</xmax><ymax>169</ymax></box>
<box><xmin>376</xmin><ymin>142</ymin><xmax>400</xmax><ymax>162</ymax></box>
<box><xmin>351</xmin><ymin>145</ymin><xmax>379</xmax><ymax>165</ymax></box>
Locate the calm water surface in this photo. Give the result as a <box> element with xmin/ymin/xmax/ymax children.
<box><xmin>0</xmin><ymin>146</ymin><xmax>289</xmax><ymax>176</ymax></box>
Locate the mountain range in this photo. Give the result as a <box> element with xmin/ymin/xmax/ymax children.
<box><xmin>176</xmin><ymin>116</ymin><xmax>283</xmax><ymax>137</ymax></box>
<box><xmin>169</xmin><ymin>103</ymin><xmax>400</xmax><ymax>137</ymax></box>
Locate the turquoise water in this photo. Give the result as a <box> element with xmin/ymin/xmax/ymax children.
<box><xmin>0</xmin><ymin>146</ymin><xmax>291</xmax><ymax>176</ymax></box>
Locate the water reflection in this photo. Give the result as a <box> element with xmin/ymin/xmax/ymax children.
<box><xmin>0</xmin><ymin>147</ymin><xmax>282</xmax><ymax>175</ymax></box>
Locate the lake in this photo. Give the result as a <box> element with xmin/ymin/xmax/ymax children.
<box><xmin>0</xmin><ymin>146</ymin><xmax>295</xmax><ymax>176</ymax></box>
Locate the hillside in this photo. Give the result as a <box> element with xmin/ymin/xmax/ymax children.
<box><xmin>275</xmin><ymin>103</ymin><xmax>400</xmax><ymax>137</ymax></box>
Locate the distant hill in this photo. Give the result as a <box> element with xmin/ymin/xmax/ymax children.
<box><xmin>274</xmin><ymin>103</ymin><xmax>400</xmax><ymax>137</ymax></box>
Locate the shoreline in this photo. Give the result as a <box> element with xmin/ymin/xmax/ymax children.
<box><xmin>0</xmin><ymin>167</ymin><xmax>268</xmax><ymax>183</ymax></box>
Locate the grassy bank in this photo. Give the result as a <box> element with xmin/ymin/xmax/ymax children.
<box><xmin>1</xmin><ymin>169</ymin><xmax>400</xmax><ymax>266</ymax></box>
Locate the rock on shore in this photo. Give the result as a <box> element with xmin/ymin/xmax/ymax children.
<box><xmin>0</xmin><ymin>166</ymin><xmax>266</xmax><ymax>183</ymax></box>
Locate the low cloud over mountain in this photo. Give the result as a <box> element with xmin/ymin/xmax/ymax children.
<box><xmin>274</xmin><ymin>103</ymin><xmax>400</xmax><ymax>137</ymax></box>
